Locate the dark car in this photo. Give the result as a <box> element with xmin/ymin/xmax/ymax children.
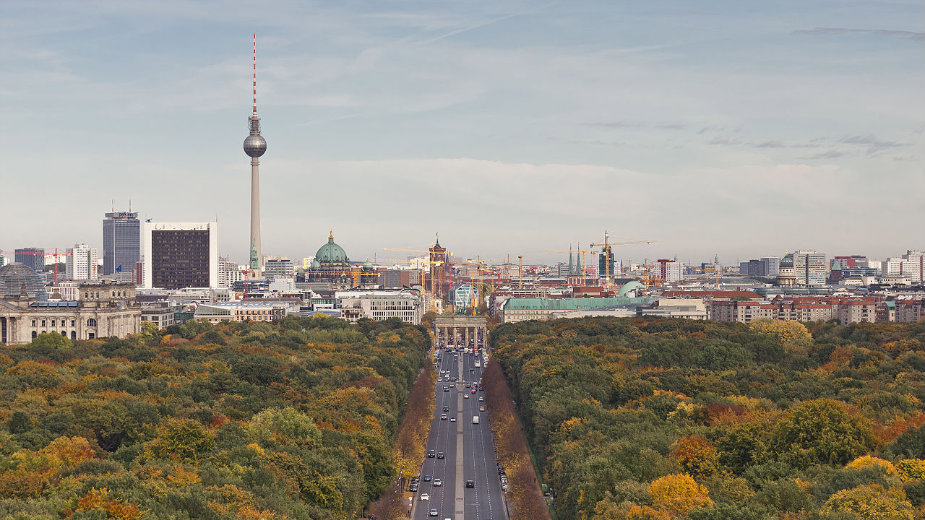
<box><xmin>443</xmin><ymin>405</ymin><xmax>450</xmax><ymax>412</ymax></box>
<box><xmin>443</xmin><ymin>386</ymin><xmax>449</xmax><ymax>392</ymax></box>
<box><xmin>437</xmin><ymin>451</ymin><xmax>445</xmax><ymax>459</ymax></box>
<box><xmin>465</xmin><ymin>479</ymin><xmax>474</xmax><ymax>488</ymax></box>
<box><xmin>427</xmin><ymin>449</ymin><xmax>436</xmax><ymax>458</ymax></box>
<box><xmin>409</xmin><ymin>482</ymin><xmax>418</xmax><ymax>492</ymax></box>
<box><xmin>423</xmin><ymin>474</ymin><xmax>432</xmax><ymax>482</ymax></box>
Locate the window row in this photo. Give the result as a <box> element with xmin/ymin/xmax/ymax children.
<box><xmin>30</xmin><ymin>318</ymin><xmax>96</xmax><ymax>327</ymax></box>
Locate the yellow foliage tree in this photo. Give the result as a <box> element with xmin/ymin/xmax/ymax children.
<box><xmin>670</xmin><ymin>436</ymin><xmax>719</xmax><ymax>478</ymax></box>
<box><xmin>749</xmin><ymin>319</ymin><xmax>812</xmax><ymax>355</ymax></box>
<box><xmin>41</xmin><ymin>436</ymin><xmax>96</xmax><ymax>468</ymax></box>
<box><xmin>626</xmin><ymin>505</ymin><xmax>672</xmax><ymax>520</ymax></box>
<box><xmin>820</xmin><ymin>484</ymin><xmax>913</xmax><ymax>520</ymax></box>
<box><xmin>649</xmin><ymin>473</ymin><xmax>713</xmax><ymax>517</ymax></box>
<box><xmin>895</xmin><ymin>459</ymin><xmax>925</xmax><ymax>482</ymax></box>
<box><xmin>846</xmin><ymin>455</ymin><xmax>896</xmax><ymax>474</ymax></box>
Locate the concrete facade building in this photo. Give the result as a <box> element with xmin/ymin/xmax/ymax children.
<box><xmin>217</xmin><ymin>256</ymin><xmax>243</xmax><ymax>289</ymax></box>
<box><xmin>102</xmin><ymin>211</ymin><xmax>140</xmax><ymax>280</ymax></box>
<box><xmin>336</xmin><ymin>289</ymin><xmax>422</xmax><ymax>324</ymax></box>
<box><xmin>143</xmin><ymin>222</ymin><xmax>219</xmax><ymax>289</ymax></box>
<box><xmin>658</xmin><ymin>259</ymin><xmax>683</xmax><ymax>283</ymax></box>
<box><xmin>793</xmin><ymin>251</ymin><xmax>827</xmax><ymax>286</ymax></box>
<box><xmin>264</xmin><ymin>257</ymin><xmax>294</xmax><ymax>279</ymax></box>
<box><xmin>194</xmin><ymin>301</ymin><xmax>286</xmax><ymax>324</ymax></box>
<box><xmin>66</xmin><ymin>243</ymin><xmax>98</xmax><ymax>281</ymax></box>
<box><xmin>0</xmin><ymin>275</ymin><xmax>140</xmax><ymax>344</ymax></box>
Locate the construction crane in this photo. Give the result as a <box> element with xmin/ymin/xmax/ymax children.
<box><xmin>590</xmin><ymin>231</ymin><xmax>657</xmax><ymax>284</ymax></box>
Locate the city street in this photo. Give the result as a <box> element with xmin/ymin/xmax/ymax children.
<box><xmin>411</xmin><ymin>346</ymin><xmax>505</xmax><ymax>520</ymax></box>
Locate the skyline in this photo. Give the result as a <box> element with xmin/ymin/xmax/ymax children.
<box><xmin>1</xmin><ymin>0</ymin><xmax>923</xmax><ymax>264</ymax></box>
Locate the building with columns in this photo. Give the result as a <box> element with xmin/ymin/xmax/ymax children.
<box><xmin>433</xmin><ymin>316</ymin><xmax>488</xmax><ymax>348</ymax></box>
<box><xmin>0</xmin><ymin>264</ymin><xmax>140</xmax><ymax>344</ymax></box>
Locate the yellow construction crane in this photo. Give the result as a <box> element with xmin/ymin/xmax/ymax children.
<box><xmin>590</xmin><ymin>231</ymin><xmax>657</xmax><ymax>282</ymax></box>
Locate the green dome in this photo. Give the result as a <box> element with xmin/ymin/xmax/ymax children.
<box><xmin>616</xmin><ymin>280</ymin><xmax>644</xmax><ymax>297</ymax></box>
<box><xmin>315</xmin><ymin>232</ymin><xmax>348</xmax><ymax>264</ymax></box>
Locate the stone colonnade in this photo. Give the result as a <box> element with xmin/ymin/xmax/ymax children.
<box><xmin>433</xmin><ymin>317</ymin><xmax>488</xmax><ymax>348</ymax></box>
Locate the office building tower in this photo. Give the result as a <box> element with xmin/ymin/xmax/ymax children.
<box><xmin>66</xmin><ymin>244</ymin><xmax>98</xmax><ymax>281</ymax></box>
<box><xmin>103</xmin><ymin>211</ymin><xmax>140</xmax><ymax>280</ymax></box>
<box><xmin>793</xmin><ymin>250</ymin><xmax>827</xmax><ymax>286</ymax></box>
<box><xmin>143</xmin><ymin>222</ymin><xmax>218</xmax><ymax>289</ymax></box>
<box><xmin>14</xmin><ymin>248</ymin><xmax>45</xmax><ymax>273</ymax></box>
<box><xmin>264</xmin><ymin>258</ymin><xmax>294</xmax><ymax>279</ymax></box>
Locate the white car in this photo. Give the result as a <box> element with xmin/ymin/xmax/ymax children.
<box><xmin>420</xmin><ymin>493</ymin><xmax>430</xmax><ymax>501</ymax></box>
<box><xmin>433</xmin><ymin>478</ymin><xmax>443</xmax><ymax>487</ymax></box>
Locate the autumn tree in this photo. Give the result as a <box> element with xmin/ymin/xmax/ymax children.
<box><xmin>820</xmin><ymin>484</ymin><xmax>914</xmax><ymax>520</ymax></box>
<box><xmin>649</xmin><ymin>473</ymin><xmax>713</xmax><ymax>517</ymax></box>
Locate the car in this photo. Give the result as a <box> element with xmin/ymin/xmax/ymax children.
<box><xmin>465</xmin><ymin>480</ymin><xmax>474</xmax><ymax>488</ymax></box>
<box><xmin>465</xmin><ymin>383</ymin><xmax>471</xmax><ymax>388</ymax></box>
<box><xmin>423</xmin><ymin>474</ymin><xmax>432</xmax><ymax>482</ymax></box>
<box><xmin>450</xmin><ymin>417</ymin><xmax>456</xmax><ymax>422</ymax></box>
<box><xmin>409</xmin><ymin>483</ymin><xmax>418</xmax><ymax>492</ymax></box>
<box><xmin>411</xmin><ymin>476</ymin><xmax>420</xmax><ymax>483</ymax></box>
<box><xmin>441</xmin><ymin>414</ymin><xmax>447</xmax><ymax>420</ymax></box>
<box><xmin>437</xmin><ymin>451</ymin><xmax>445</xmax><ymax>459</ymax></box>
<box><xmin>471</xmin><ymin>389</ymin><xmax>476</xmax><ymax>394</ymax></box>
<box><xmin>429</xmin><ymin>509</ymin><xmax>439</xmax><ymax>517</ymax></box>
<box><xmin>433</xmin><ymin>478</ymin><xmax>443</xmax><ymax>487</ymax></box>
<box><xmin>479</xmin><ymin>396</ymin><xmax>484</xmax><ymax>401</ymax></box>
<box><xmin>479</xmin><ymin>406</ymin><xmax>485</xmax><ymax>412</ymax></box>
<box><xmin>443</xmin><ymin>405</ymin><xmax>449</xmax><ymax>412</ymax></box>
<box><xmin>463</xmin><ymin>394</ymin><xmax>469</xmax><ymax>399</ymax></box>
<box><xmin>427</xmin><ymin>450</ymin><xmax>436</xmax><ymax>458</ymax></box>
<box><xmin>420</xmin><ymin>493</ymin><xmax>430</xmax><ymax>501</ymax></box>
<box><xmin>443</xmin><ymin>386</ymin><xmax>449</xmax><ymax>392</ymax></box>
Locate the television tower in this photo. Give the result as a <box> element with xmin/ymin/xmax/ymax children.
<box><xmin>243</xmin><ymin>34</ymin><xmax>267</xmax><ymax>277</ymax></box>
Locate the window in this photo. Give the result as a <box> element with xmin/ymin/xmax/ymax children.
<box><xmin>32</xmin><ymin>331</ymin><xmax>37</xmax><ymax>339</ymax></box>
<box><xmin>71</xmin><ymin>331</ymin><xmax>76</xmax><ymax>340</ymax></box>
<box><xmin>31</xmin><ymin>319</ymin><xmax>36</xmax><ymax>327</ymax></box>
<box><xmin>51</xmin><ymin>320</ymin><xmax>56</xmax><ymax>327</ymax></box>
<box><xmin>61</xmin><ymin>331</ymin><xmax>66</xmax><ymax>337</ymax></box>
<box><xmin>42</xmin><ymin>319</ymin><xmax>46</xmax><ymax>327</ymax></box>
<box><xmin>71</xmin><ymin>320</ymin><xmax>75</xmax><ymax>327</ymax></box>
<box><xmin>87</xmin><ymin>318</ymin><xmax>97</xmax><ymax>327</ymax></box>
<box><xmin>88</xmin><ymin>333</ymin><xmax>95</xmax><ymax>339</ymax></box>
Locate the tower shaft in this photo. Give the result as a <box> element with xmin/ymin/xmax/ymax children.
<box><xmin>250</xmin><ymin>156</ymin><xmax>261</xmax><ymax>273</ymax></box>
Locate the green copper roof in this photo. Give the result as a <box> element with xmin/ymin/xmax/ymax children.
<box><xmin>315</xmin><ymin>232</ymin><xmax>348</xmax><ymax>264</ymax></box>
<box><xmin>503</xmin><ymin>296</ymin><xmax>654</xmax><ymax>311</ymax></box>
<box><xmin>616</xmin><ymin>281</ymin><xmax>644</xmax><ymax>297</ymax></box>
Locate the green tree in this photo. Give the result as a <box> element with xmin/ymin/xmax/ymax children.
<box><xmin>771</xmin><ymin>399</ymin><xmax>875</xmax><ymax>468</ymax></box>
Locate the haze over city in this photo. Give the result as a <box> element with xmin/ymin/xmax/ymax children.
<box><xmin>1</xmin><ymin>0</ymin><xmax>922</xmax><ymax>264</ymax></box>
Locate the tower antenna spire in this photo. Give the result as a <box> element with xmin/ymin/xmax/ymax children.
<box><xmin>252</xmin><ymin>33</ymin><xmax>258</xmax><ymax>116</ymax></box>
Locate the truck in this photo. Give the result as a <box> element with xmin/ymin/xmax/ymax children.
<box><xmin>472</xmin><ymin>416</ymin><xmax>479</xmax><ymax>424</ymax></box>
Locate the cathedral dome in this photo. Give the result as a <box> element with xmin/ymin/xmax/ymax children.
<box><xmin>0</xmin><ymin>263</ymin><xmax>47</xmax><ymax>300</ymax></box>
<box><xmin>315</xmin><ymin>232</ymin><xmax>348</xmax><ymax>264</ymax></box>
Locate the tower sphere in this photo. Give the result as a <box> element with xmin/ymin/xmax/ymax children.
<box><xmin>244</xmin><ymin>134</ymin><xmax>267</xmax><ymax>157</ymax></box>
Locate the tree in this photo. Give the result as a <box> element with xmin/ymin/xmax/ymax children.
<box><xmin>144</xmin><ymin>418</ymin><xmax>215</xmax><ymax>464</ymax></box>
<box><xmin>771</xmin><ymin>399</ymin><xmax>875</xmax><ymax>468</ymax></box>
<box><xmin>749</xmin><ymin>319</ymin><xmax>811</xmax><ymax>355</ymax></box>
<box><xmin>649</xmin><ymin>474</ymin><xmax>713</xmax><ymax>517</ymax></box>
<box><xmin>820</xmin><ymin>484</ymin><xmax>914</xmax><ymax>520</ymax></box>
<box><xmin>670</xmin><ymin>436</ymin><xmax>719</xmax><ymax>478</ymax></box>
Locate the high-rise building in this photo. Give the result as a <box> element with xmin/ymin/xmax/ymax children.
<box><xmin>598</xmin><ymin>247</ymin><xmax>616</xmax><ymax>281</ymax></box>
<box><xmin>14</xmin><ymin>248</ymin><xmax>45</xmax><ymax>273</ymax></box>
<box><xmin>264</xmin><ymin>258</ymin><xmax>294</xmax><ymax>279</ymax></box>
<box><xmin>218</xmin><ymin>256</ymin><xmax>244</xmax><ymax>289</ymax></box>
<box><xmin>66</xmin><ymin>243</ymin><xmax>98</xmax><ymax>281</ymax></box>
<box><xmin>658</xmin><ymin>259</ymin><xmax>683</xmax><ymax>283</ymax></box>
<box><xmin>243</xmin><ymin>35</ymin><xmax>267</xmax><ymax>277</ymax></box>
<box><xmin>143</xmin><ymin>222</ymin><xmax>218</xmax><ymax>289</ymax></box>
<box><xmin>102</xmin><ymin>211</ymin><xmax>140</xmax><ymax>280</ymax></box>
<box><xmin>761</xmin><ymin>257</ymin><xmax>781</xmax><ymax>278</ymax></box>
<box><xmin>793</xmin><ymin>250</ymin><xmax>827</xmax><ymax>286</ymax></box>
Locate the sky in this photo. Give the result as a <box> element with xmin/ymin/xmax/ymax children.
<box><xmin>1</xmin><ymin>0</ymin><xmax>923</xmax><ymax>267</ymax></box>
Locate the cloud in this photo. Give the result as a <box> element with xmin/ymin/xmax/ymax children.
<box><xmin>839</xmin><ymin>135</ymin><xmax>906</xmax><ymax>155</ymax></box>
<box><xmin>793</xmin><ymin>27</ymin><xmax>925</xmax><ymax>40</ymax></box>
